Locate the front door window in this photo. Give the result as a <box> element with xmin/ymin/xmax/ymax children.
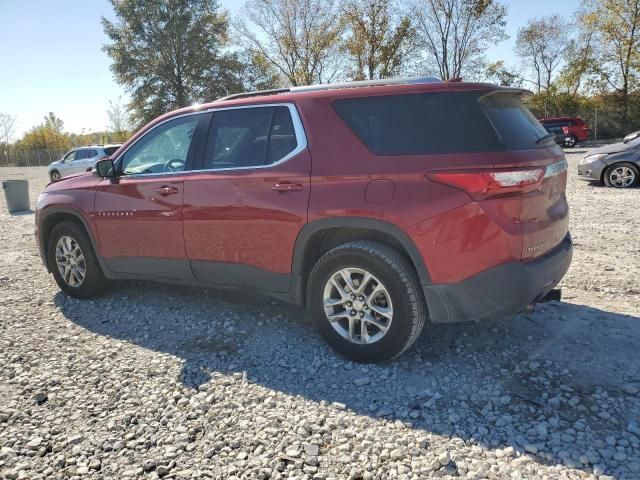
<box><xmin>120</xmin><ymin>116</ymin><xmax>198</xmax><ymax>175</ymax></box>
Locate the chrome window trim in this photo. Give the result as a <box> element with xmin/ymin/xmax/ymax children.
<box><xmin>113</xmin><ymin>103</ymin><xmax>307</xmax><ymax>178</ymax></box>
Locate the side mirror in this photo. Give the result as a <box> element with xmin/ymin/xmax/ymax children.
<box><xmin>94</xmin><ymin>158</ymin><xmax>115</xmax><ymax>178</ymax></box>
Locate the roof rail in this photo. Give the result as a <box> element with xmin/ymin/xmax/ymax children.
<box><xmin>215</xmin><ymin>76</ymin><xmax>442</xmax><ymax>103</ymax></box>
<box><xmin>290</xmin><ymin>76</ymin><xmax>442</xmax><ymax>93</ymax></box>
<box><xmin>217</xmin><ymin>88</ymin><xmax>290</xmax><ymax>102</ymax></box>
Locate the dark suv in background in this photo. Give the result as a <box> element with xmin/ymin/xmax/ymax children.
<box><xmin>35</xmin><ymin>77</ymin><xmax>572</xmax><ymax>362</ymax></box>
<box><xmin>540</xmin><ymin>117</ymin><xmax>590</xmax><ymax>147</ymax></box>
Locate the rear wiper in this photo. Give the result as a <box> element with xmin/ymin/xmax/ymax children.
<box><xmin>535</xmin><ymin>132</ymin><xmax>558</xmax><ymax>144</ymax></box>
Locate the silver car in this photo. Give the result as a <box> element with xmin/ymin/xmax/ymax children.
<box><xmin>48</xmin><ymin>145</ymin><xmax>122</xmax><ymax>182</ymax></box>
<box><xmin>578</xmin><ymin>134</ymin><xmax>640</xmax><ymax>188</ymax></box>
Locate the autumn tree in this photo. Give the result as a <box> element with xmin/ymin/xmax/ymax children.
<box><xmin>515</xmin><ymin>15</ymin><xmax>570</xmax><ymax>92</ymax></box>
<box><xmin>235</xmin><ymin>0</ymin><xmax>345</xmax><ymax>86</ymax></box>
<box><xmin>579</xmin><ymin>0</ymin><xmax>640</xmax><ymax>123</ymax></box>
<box><xmin>341</xmin><ymin>0</ymin><xmax>414</xmax><ymax>80</ymax></box>
<box><xmin>16</xmin><ymin>113</ymin><xmax>69</xmax><ymax>151</ymax></box>
<box><xmin>407</xmin><ymin>0</ymin><xmax>507</xmax><ymax>80</ymax></box>
<box><xmin>103</xmin><ymin>0</ymin><xmax>243</xmax><ymax>126</ymax></box>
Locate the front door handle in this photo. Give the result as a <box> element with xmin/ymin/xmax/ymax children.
<box><xmin>154</xmin><ymin>186</ymin><xmax>179</xmax><ymax>196</ymax></box>
<box><xmin>272</xmin><ymin>182</ymin><xmax>303</xmax><ymax>192</ymax></box>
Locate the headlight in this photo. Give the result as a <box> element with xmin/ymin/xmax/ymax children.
<box><xmin>36</xmin><ymin>193</ymin><xmax>48</xmax><ymax>208</ymax></box>
<box><xmin>580</xmin><ymin>153</ymin><xmax>607</xmax><ymax>164</ymax></box>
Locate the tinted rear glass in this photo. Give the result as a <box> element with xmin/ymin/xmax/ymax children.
<box><xmin>333</xmin><ymin>91</ymin><xmax>549</xmax><ymax>155</ymax></box>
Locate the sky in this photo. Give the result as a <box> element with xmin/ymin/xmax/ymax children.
<box><xmin>0</xmin><ymin>0</ymin><xmax>581</xmax><ymax>138</ymax></box>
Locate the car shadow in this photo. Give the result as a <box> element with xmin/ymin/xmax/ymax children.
<box><xmin>54</xmin><ymin>282</ymin><xmax>640</xmax><ymax>477</ymax></box>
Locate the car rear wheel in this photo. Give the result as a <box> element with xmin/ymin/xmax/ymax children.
<box><xmin>50</xmin><ymin>170</ymin><xmax>61</xmax><ymax>182</ymax></box>
<box><xmin>307</xmin><ymin>241</ymin><xmax>427</xmax><ymax>362</ymax></box>
<box><xmin>563</xmin><ymin>135</ymin><xmax>578</xmax><ymax>148</ymax></box>
<box><xmin>604</xmin><ymin>162</ymin><xmax>638</xmax><ymax>189</ymax></box>
<box><xmin>48</xmin><ymin>221</ymin><xmax>107</xmax><ymax>298</ymax></box>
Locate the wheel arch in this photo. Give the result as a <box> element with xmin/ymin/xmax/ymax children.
<box><xmin>39</xmin><ymin>207</ymin><xmax>107</xmax><ymax>274</ymax></box>
<box><xmin>290</xmin><ymin>217</ymin><xmax>431</xmax><ymax>305</ymax></box>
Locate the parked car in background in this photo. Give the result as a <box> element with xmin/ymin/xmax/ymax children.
<box><xmin>35</xmin><ymin>77</ymin><xmax>572</xmax><ymax>362</ymax></box>
<box><xmin>578</xmin><ymin>134</ymin><xmax>640</xmax><ymax>188</ymax></box>
<box><xmin>539</xmin><ymin>117</ymin><xmax>590</xmax><ymax>147</ymax></box>
<box><xmin>48</xmin><ymin>145</ymin><xmax>122</xmax><ymax>182</ymax></box>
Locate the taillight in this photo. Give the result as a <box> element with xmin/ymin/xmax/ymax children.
<box><xmin>427</xmin><ymin>168</ymin><xmax>545</xmax><ymax>199</ymax></box>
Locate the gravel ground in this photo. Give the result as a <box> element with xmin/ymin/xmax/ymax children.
<box><xmin>0</xmin><ymin>150</ymin><xmax>639</xmax><ymax>480</ymax></box>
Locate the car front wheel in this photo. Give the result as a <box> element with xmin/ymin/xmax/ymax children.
<box><xmin>604</xmin><ymin>162</ymin><xmax>639</xmax><ymax>188</ymax></box>
<box><xmin>307</xmin><ymin>241</ymin><xmax>427</xmax><ymax>362</ymax></box>
<box><xmin>50</xmin><ymin>170</ymin><xmax>61</xmax><ymax>182</ymax></box>
<box><xmin>48</xmin><ymin>221</ymin><xmax>107</xmax><ymax>298</ymax></box>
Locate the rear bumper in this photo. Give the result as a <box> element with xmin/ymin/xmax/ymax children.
<box><xmin>423</xmin><ymin>234</ymin><xmax>573</xmax><ymax>323</ymax></box>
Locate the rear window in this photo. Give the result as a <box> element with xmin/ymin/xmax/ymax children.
<box><xmin>333</xmin><ymin>91</ymin><xmax>549</xmax><ymax>155</ymax></box>
<box><xmin>104</xmin><ymin>146</ymin><xmax>119</xmax><ymax>156</ymax></box>
<box><xmin>478</xmin><ymin>93</ymin><xmax>549</xmax><ymax>150</ymax></box>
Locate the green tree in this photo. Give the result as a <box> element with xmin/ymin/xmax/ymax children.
<box><xmin>43</xmin><ymin>112</ymin><xmax>64</xmax><ymax>134</ymax></box>
<box><xmin>102</xmin><ymin>0</ymin><xmax>242</xmax><ymax>126</ymax></box>
<box><xmin>407</xmin><ymin>0</ymin><xmax>508</xmax><ymax>80</ymax></box>
<box><xmin>235</xmin><ymin>0</ymin><xmax>345</xmax><ymax>86</ymax></box>
<box><xmin>341</xmin><ymin>0</ymin><xmax>414</xmax><ymax>80</ymax></box>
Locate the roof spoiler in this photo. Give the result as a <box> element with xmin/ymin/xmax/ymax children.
<box><xmin>479</xmin><ymin>87</ymin><xmax>535</xmax><ymax>102</ymax></box>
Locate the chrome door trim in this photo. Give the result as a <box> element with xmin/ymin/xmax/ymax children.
<box><xmin>112</xmin><ymin>103</ymin><xmax>308</xmax><ymax>179</ymax></box>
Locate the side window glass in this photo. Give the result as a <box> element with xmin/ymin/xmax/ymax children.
<box><xmin>76</xmin><ymin>149</ymin><xmax>89</xmax><ymax>160</ymax></box>
<box><xmin>267</xmin><ymin>107</ymin><xmax>297</xmax><ymax>164</ymax></box>
<box><xmin>88</xmin><ymin>149</ymin><xmax>98</xmax><ymax>158</ymax></box>
<box><xmin>204</xmin><ymin>107</ymin><xmax>273</xmax><ymax>170</ymax></box>
<box><xmin>121</xmin><ymin>116</ymin><xmax>198</xmax><ymax>175</ymax></box>
<box><xmin>203</xmin><ymin>106</ymin><xmax>298</xmax><ymax>170</ymax></box>
<box><xmin>63</xmin><ymin>151</ymin><xmax>76</xmax><ymax>162</ymax></box>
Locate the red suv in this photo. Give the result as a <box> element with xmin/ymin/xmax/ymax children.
<box><xmin>540</xmin><ymin>117</ymin><xmax>590</xmax><ymax>147</ymax></box>
<box><xmin>35</xmin><ymin>77</ymin><xmax>572</xmax><ymax>362</ymax></box>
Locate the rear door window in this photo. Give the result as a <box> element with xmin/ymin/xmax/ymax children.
<box><xmin>203</xmin><ymin>106</ymin><xmax>298</xmax><ymax>170</ymax></box>
<box><xmin>75</xmin><ymin>149</ymin><xmax>89</xmax><ymax>160</ymax></box>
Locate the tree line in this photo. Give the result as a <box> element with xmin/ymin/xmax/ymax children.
<box><xmin>2</xmin><ymin>0</ymin><xmax>640</xmax><ymax>160</ymax></box>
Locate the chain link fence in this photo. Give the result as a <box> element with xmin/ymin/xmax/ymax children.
<box><xmin>0</xmin><ymin>148</ymin><xmax>66</xmax><ymax>168</ymax></box>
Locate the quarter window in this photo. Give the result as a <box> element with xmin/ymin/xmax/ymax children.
<box><xmin>120</xmin><ymin>116</ymin><xmax>199</xmax><ymax>175</ymax></box>
<box><xmin>203</xmin><ymin>106</ymin><xmax>298</xmax><ymax>170</ymax></box>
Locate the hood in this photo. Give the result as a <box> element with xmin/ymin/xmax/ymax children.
<box><xmin>44</xmin><ymin>171</ymin><xmax>102</xmax><ymax>192</ymax></box>
<box><xmin>590</xmin><ymin>140</ymin><xmax>640</xmax><ymax>155</ymax></box>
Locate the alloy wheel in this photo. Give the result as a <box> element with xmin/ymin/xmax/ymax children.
<box><xmin>322</xmin><ymin>267</ymin><xmax>393</xmax><ymax>344</ymax></box>
<box><xmin>608</xmin><ymin>166</ymin><xmax>636</xmax><ymax>188</ymax></box>
<box><xmin>55</xmin><ymin>236</ymin><xmax>86</xmax><ymax>287</ymax></box>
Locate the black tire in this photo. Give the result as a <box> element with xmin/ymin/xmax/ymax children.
<box><xmin>306</xmin><ymin>241</ymin><xmax>427</xmax><ymax>362</ymax></box>
<box><xmin>603</xmin><ymin>162</ymin><xmax>639</xmax><ymax>189</ymax></box>
<box><xmin>563</xmin><ymin>135</ymin><xmax>578</xmax><ymax>148</ymax></box>
<box><xmin>47</xmin><ymin>221</ymin><xmax>107</xmax><ymax>298</ymax></box>
<box><xmin>50</xmin><ymin>170</ymin><xmax>61</xmax><ymax>182</ymax></box>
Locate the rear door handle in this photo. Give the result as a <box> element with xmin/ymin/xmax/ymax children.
<box><xmin>272</xmin><ymin>182</ymin><xmax>303</xmax><ymax>192</ymax></box>
<box><xmin>154</xmin><ymin>186</ymin><xmax>179</xmax><ymax>196</ymax></box>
